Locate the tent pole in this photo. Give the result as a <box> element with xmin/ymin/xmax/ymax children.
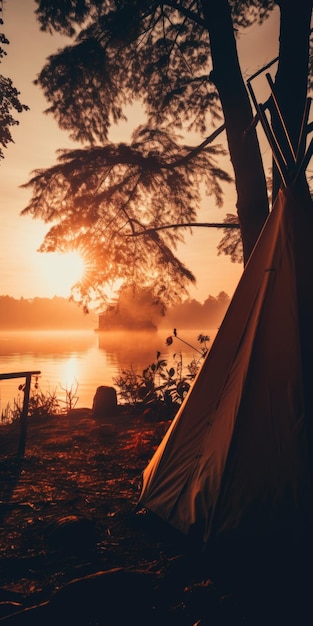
<box><xmin>247</xmin><ymin>80</ymin><xmax>288</xmax><ymax>186</ymax></box>
<box><xmin>296</xmin><ymin>97</ymin><xmax>312</xmax><ymax>166</ymax></box>
<box><xmin>265</xmin><ymin>72</ymin><xmax>297</xmax><ymax>166</ymax></box>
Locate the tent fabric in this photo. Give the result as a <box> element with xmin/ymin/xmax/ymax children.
<box><xmin>138</xmin><ymin>187</ymin><xmax>313</xmax><ymax>544</ymax></box>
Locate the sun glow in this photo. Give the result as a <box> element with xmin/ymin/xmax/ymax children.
<box><xmin>38</xmin><ymin>251</ymin><xmax>87</xmax><ymax>298</ymax></box>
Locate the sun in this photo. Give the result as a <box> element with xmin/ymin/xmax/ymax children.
<box><xmin>37</xmin><ymin>251</ymin><xmax>87</xmax><ymax>298</ymax></box>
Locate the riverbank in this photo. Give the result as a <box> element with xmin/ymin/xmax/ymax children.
<box><xmin>0</xmin><ymin>409</ymin><xmax>311</xmax><ymax>624</ymax></box>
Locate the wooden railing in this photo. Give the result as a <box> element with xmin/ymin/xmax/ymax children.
<box><xmin>0</xmin><ymin>370</ymin><xmax>41</xmax><ymax>456</ymax></box>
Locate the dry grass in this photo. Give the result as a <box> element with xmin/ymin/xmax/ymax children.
<box><xmin>0</xmin><ymin>409</ymin><xmax>311</xmax><ymax>625</ymax></box>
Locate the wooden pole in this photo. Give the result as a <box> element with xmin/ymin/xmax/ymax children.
<box><xmin>18</xmin><ymin>374</ymin><xmax>32</xmax><ymax>457</ymax></box>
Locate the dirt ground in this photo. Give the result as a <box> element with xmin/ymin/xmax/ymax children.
<box><xmin>0</xmin><ymin>408</ymin><xmax>312</xmax><ymax>625</ymax></box>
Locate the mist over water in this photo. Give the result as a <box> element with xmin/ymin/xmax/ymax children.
<box><xmin>0</xmin><ymin>328</ymin><xmax>218</xmax><ymax>414</ymax></box>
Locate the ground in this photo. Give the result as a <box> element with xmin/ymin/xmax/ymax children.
<box><xmin>0</xmin><ymin>408</ymin><xmax>312</xmax><ymax>625</ymax></box>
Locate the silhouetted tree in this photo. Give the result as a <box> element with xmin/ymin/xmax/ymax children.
<box><xmin>0</xmin><ymin>1</ymin><xmax>29</xmax><ymax>160</ymax></box>
<box><xmin>22</xmin><ymin>0</ymin><xmax>312</xmax><ymax>308</ymax></box>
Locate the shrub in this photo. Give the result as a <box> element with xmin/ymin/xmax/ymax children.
<box><xmin>113</xmin><ymin>332</ymin><xmax>210</xmax><ymax>419</ymax></box>
<box><xmin>9</xmin><ymin>377</ymin><xmax>79</xmax><ymax>422</ymax></box>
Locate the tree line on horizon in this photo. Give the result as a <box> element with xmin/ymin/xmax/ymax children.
<box><xmin>0</xmin><ymin>295</ymin><xmax>95</xmax><ymax>330</ymax></box>
<box><xmin>0</xmin><ymin>293</ymin><xmax>230</xmax><ymax>331</ymax></box>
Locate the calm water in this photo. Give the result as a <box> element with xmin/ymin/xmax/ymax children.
<box><xmin>0</xmin><ymin>329</ymin><xmax>217</xmax><ymax>414</ymax></box>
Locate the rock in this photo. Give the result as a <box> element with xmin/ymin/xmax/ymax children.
<box><xmin>91</xmin><ymin>386</ymin><xmax>118</xmax><ymax>419</ymax></box>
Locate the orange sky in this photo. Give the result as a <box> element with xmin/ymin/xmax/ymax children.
<box><xmin>0</xmin><ymin>0</ymin><xmax>280</xmax><ymax>305</ymax></box>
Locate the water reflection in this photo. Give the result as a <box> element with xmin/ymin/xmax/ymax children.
<box><xmin>0</xmin><ymin>328</ymin><xmax>215</xmax><ymax>413</ymax></box>
<box><xmin>0</xmin><ymin>330</ymin><xmax>95</xmax><ymax>356</ymax></box>
<box><xmin>60</xmin><ymin>356</ymin><xmax>80</xmax><ymax>391</ymax></box>
<box><xmin>97</xmin><ymin>330</ymin><xmax>167</xmax><ymax>372</ymax></box>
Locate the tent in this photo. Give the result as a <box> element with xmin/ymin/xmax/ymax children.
<box><xmin>138</xmin><ymin>69</ymin><xmax>313</xmax><ymax>544</ymax></box>
<box><xmin>139</xmin><ymin>185</ymin><xmax>313</xmax><ymax>545</ymax></box>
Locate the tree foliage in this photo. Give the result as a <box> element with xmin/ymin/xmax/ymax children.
<box><xmin>22</xmin><ymin>129</ymin><xmax>231</xmax><ymax>307</ymax></box>
<box><xmin>0</xmin><ymin>2</ymin><xmax>29</xmax><ymax>160</ymax></box>
<box><xmin>22</xmin><ymin>0</ymin><xmax>312</xmax><ymax>309</ymax></box>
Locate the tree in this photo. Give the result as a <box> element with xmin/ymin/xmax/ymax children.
<box><xmin>0</xmin><ymin>1</ymin><xmax>29</xmax><ymax>160</ymax></box>
<box><xmin>22</xmin><ymin>0</ymin><xmax>312</xmax><ymax>310</ymax></box>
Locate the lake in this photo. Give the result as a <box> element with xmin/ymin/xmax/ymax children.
<box><xmin>0</xmin><ymin>328</ymin><xmax>217</xmax><ymax>416</ymax></box>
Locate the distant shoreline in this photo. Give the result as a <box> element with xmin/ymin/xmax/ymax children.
<box><xmin>0</xmin><ymin>292</ymin><xmax>230</xmax><ymax>333</ymax></box>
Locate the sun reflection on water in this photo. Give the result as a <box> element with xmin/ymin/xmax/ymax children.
<box><xmin>61</xmin><ymin>356</ymin><xmax>80</xmax><ymax>391</ymax></box>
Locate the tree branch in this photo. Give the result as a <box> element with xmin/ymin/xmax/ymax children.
<box><xmin>161</xmin><ymin>1</ymin><xmax>206</xmax><ymax>28</ymax></box>
<box><xmin>127</xmin><ymin>221</ymin><xmax>240</xmax><ymax>237</ymax></box>
<box><xmin>164</xmin><ymin>123</ymin><xmax>226</xmax><ymax>169</ymax></box>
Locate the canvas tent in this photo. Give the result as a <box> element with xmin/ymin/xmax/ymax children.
<box><xmin>138</xmin><ymin>76</ymin><xmax>313</xmax><ymax>545</ymax></box>
<box><xmin>139</xmin><ymin>185</ymin><xmax>313</xmax><ymax>545</ymax></box>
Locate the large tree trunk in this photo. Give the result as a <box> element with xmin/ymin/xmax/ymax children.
<box><xmin>200</xmin><ymin>0</ymin><xmax>269</xmax><ymax>263</ymax></box>
<box><xmin>272</xmin><ymin>0</ymin><xmax>312</xmax><ymax>201</ymax></box>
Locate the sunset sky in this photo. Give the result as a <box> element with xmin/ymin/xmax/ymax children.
<box><xmin>0</xmin><ymin>0</ymin><xmax>280</xmax><ymax>305</ymax></box>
